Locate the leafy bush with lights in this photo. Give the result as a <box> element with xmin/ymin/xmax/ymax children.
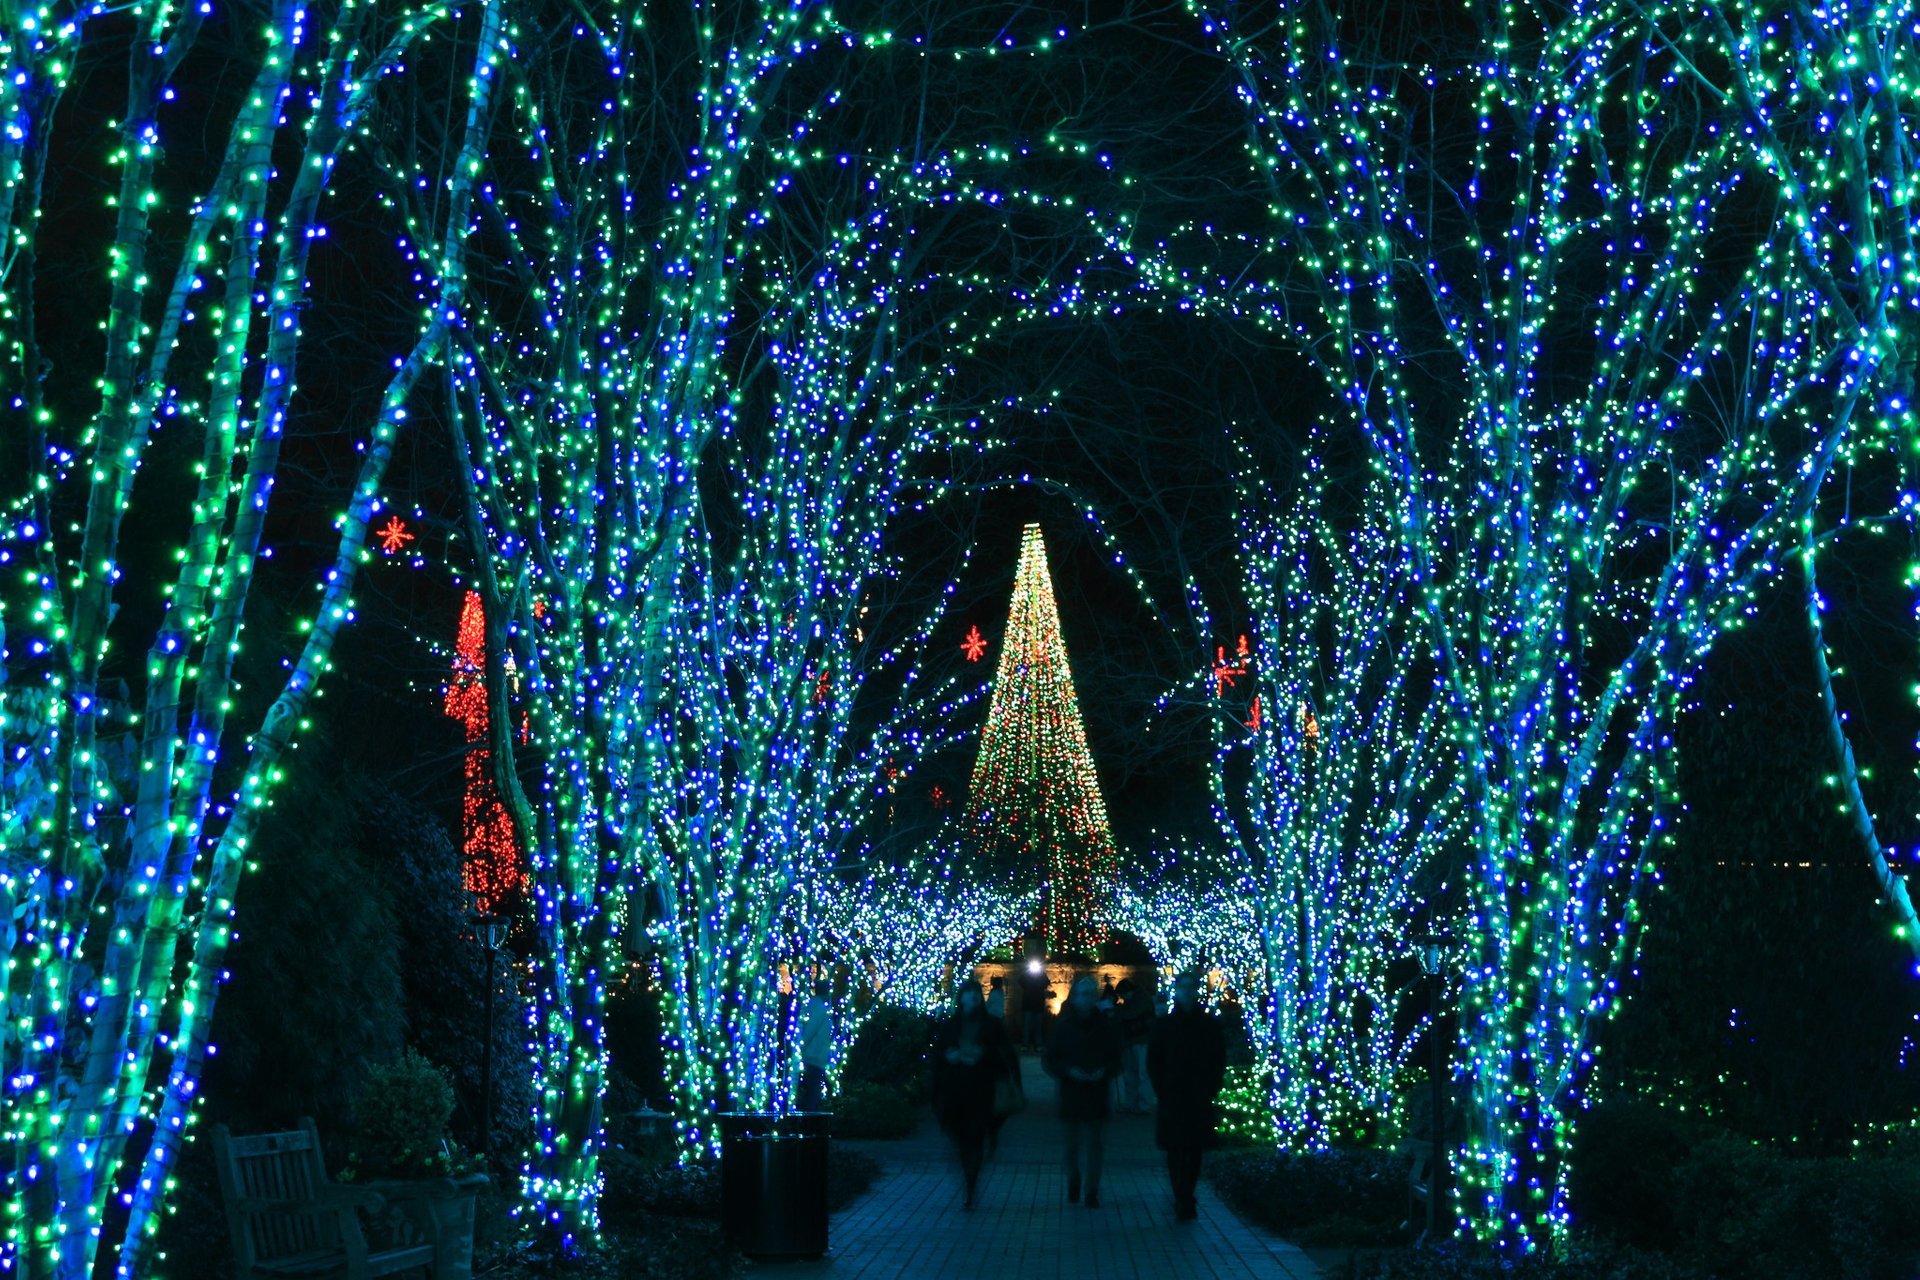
<box><xmin>349</xmin><ymin>1050</ymin><xmax>469</xmax><ymax>1180</ymax></box>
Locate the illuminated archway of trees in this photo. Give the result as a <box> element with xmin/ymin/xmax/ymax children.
<box><xmin>2</xmin><ymin>0</ymin><xmax>1915</xmax><ymax>1269</ymax></box>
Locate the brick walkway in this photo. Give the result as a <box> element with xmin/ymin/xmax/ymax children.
<box><xmin>750</xmin><ymin>1055</ymin><xmax>1321</xmax><ymax>1280</ymax></box>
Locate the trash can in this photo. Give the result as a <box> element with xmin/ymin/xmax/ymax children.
<box><xmin>717</xmin><ymin>1111</ymin><xmax>830</xmax><ymax>1259</ymax></box>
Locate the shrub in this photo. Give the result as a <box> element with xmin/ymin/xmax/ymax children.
<box><xmin>1606</xmin><ymin>683</ymin><xmax>1920</xmax><ymax>1150</ymax></box>
<box><xmin>1570</xmin><ymin>1100</ymin><xmax>1920</xmax><ymax>1279</ymax></box>
<box><xmin>600</xmin><ymin>1148</ymin><xmax>722</xmax><ymax>1225</ymax></box>
<box><xmin>830</xmin><ymin>1082</ymin><xmax>921</xmax><ymax>1139</ymax></box>
<box><xmin>827</xmin><ymin>1147</ymin><xmax>885</xmax><ymax>1212</ymax></box>
<box><xmin>1566</xmin><ymin>1098</ymin><xmax>1710</xmax><ymax>1250</ymax></box>
<box><xmin>619</xmin><ymin>1218</ymin><xmax>740</xmax><ymax>1280</ymax></box>
<box><xmin>1669</xmin><ymin>1137</ymin><xmax>1920</xmax><ymax>1280</ymax></box>
<box><xmin>362</xmin><ymin>787</ymin><xmax>534</xmax><ymax>1163</ymax></box>
<box><xmin>841</xmin><ymin>1007</ymin><xmax>934</xmax><ymax>1095</ymax></box>
<box><xmin>1209</xmin><ymin>1146</ymin><xmax>1405</xmax><ymax>1245</ymax></box>
<box><xmin>206</xmin><ymin>768</ymin><xmax>404</xmax><ymax>1138</ymax></box>
<box><xmin>1213</xmin><ymin>1065</ymin><xmax>1276</xmax><ymax>1146</ymax></box>
<box><xmin>351</xmin><ymin>1049</ymin><xmax>459</xmax><ymax>1178</ymax></box>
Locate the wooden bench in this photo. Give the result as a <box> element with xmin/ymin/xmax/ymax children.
<box><xmin>212</xmin><ymin>1118</ymin><xmax>434</xmax><ymax>1280</ymax></box>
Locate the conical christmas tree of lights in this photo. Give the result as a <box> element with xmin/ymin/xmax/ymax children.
<box><xmin>965</xmin><ymin>523</ymin><xmax>1117</xmax><ymax>954</ymax></box>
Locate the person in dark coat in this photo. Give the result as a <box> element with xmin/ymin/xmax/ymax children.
<box><xmin>1043</xmin><ymin>975</ymin><xmax>1123</xmax><ymax>1207</ymax></box>
<box><xmin>1146</xmin><ymin>971</ymin><xmax>1228</xmax><ymax>1220</ymax></box>
<box><xmin>930</xmin><ymin>980</ymin><xmax>1019</xmax><ymax>1210</ymax></box>
<box><xmin>1113</xmin><ymin>977</ymin><xmax>1153</xmax><ymax>1113</ymax></box>
<box><xmin>1018</xmin><ymin>959</ymin><xmax>1049</xmax><ymax>1050</ymax></box>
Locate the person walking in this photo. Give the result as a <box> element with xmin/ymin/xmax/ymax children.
<box><xmin>1113</xmin><ymin>977</ymin><xmax>1153</xmax><ymax>1113</ymax></box>
<box><xmin>1146</xmin><ymin>971</ymin><xmax>1228</xmax><ymax>1221</ymax></box>
<box><xmin>931</xmin><ymin>980</ymin><xmax>1019</xmax><ymax>1210</ymax></box>
<box><xmin>1019</xmin><ymin>959</ymin><xmax>1049</xmax><ymax>1050</ymax></box>
<box><xmin>797</xmin><ymin>980</ymin><xmax>833</xmax><ymax>1112</ymax></box>
<box><xmin>1044</xmin><ymin>975</ymin><xmax>1122</xmax><ymax>1207</ymax></box>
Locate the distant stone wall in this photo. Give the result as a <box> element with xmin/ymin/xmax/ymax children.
<box><xmin>968</xmin><ymin>960</ymin><xmax>1160</xmax><ymax>1042</ymax></box>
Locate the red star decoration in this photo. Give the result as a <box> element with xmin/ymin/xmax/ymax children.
<box><xmin>1212</xmin><ymin>645</ymin><xmax>1246</xmax><ymax>695</ymax></box>
<box><xmin>929</xmin><ymin>785</ymin><xmax>948</xmax><ymax>810</ymax></box>
<box><xmin>375</xmin><ymin>515</ymin><xmax>415</xmax><ymax>555</ymax></box>
<box><xmin>961</xmin><ymin>624</ymin><xmax>988</xmax><ymax>663</ymax></box>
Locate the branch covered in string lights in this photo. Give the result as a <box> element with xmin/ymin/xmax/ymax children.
<box><xmin>414</xmin><ymin>0</ymin><xmax>1249</xmax><ymax>1238</ymax></box>
<box><xmin>1186</xmin><ymin>0</ymin><xmax>1866</xmax><ymax>1248</ymax></box>
<box><xmin>1167</xmin><ymin>455</ymin><xmax>1464</xmax><ymax>1147</ymax></box>
<box><xmin>1700</xmin><ymin>0</ymin><xmax>1920</xmax><ymax>962</ymax></box>
<box><xmin>0</xmin><ymin>0</ymin><xmax>498</xmax><ymax>1273</ymax></box>
<box><xmin>810</xmin><ymin>858</ymin><xmax>1037</xmax><ymax>1075</ymax></box>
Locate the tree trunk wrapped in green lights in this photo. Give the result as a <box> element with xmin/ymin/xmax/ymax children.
<box><xmin>1703</xmin><ymin>0</ymin><xmax>1920</xmax><ymax>960</ymax></box>
<box><xmin>1180</xmin><ymin>457</ymin><xmax>1463</xmax><ymax>1148</ymax></box>
<box><xmin>602</xmin><ymin>169</ymin><xmax>1178</xmax><ymax>1149</ymax></box>
<box><xmin>1189</xmin><ymin>0</ymin><xmax>1869</xmax><ymax>1249</ymax></box>
<box><xmin>423</xmin><ymin>0</ymin><xmax>1204</xmax><ymax>1235</ymax></box>
<box><xmin>0</xmin><ymin>0</ymin><xmax>499</xmax><ymax>1273</ymax></box>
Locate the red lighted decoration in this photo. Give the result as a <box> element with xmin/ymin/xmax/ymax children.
<box><xmin>445</xmin><ymin>590</ymin><xmax>524</xmax><ymax>913</ymax></box>
<box><xmin>375</xmin><ymin>515</ymin><xmax>415</xmax><ymax>555</ymax></box>
<box><xmin>961</xmin><ymin>624</ymin><xmax>988</xmax><ymax>662</ymax></box>
<box><xmin>1212</xmin><ymin>644</ymin><xmax>1247</xmax><ymax>695</ymax></box>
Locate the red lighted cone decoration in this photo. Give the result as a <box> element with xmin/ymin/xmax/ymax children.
<box><xmin>964</xmin><ymin>523</ymin><xmax>1117</xmax><ymax>954</ymax></box>
<box><xmin>445</xmin><ymin>589</ymin><xmax>525</xmax><ymax>913</ymax></box>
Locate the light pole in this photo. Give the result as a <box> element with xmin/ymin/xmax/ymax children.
<box><xmin>472</xmin><ymin>911</ymin><xmax>509</xmax><ymax>1163</ymax></box>
<box><xmin>1410</xmin><ymin>932</ymin><xmax>1451</xmax><ymax>1245</ymax></box>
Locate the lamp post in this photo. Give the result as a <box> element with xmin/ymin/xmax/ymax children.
<box><xmin>472</xmin><ymin>911</ymin><xmax>509</xmax><ymax>1163</ymax></box>
<box><xmin>1410</xmin><ymin>932</ymin><xmax>1451</xmax><ymax>1245</ymax></box>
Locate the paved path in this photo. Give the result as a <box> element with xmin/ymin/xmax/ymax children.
<box><xmin>751</xmin><ymin>1055</ymin><xmax>1321</xmax><ymax>1280</ymax></box>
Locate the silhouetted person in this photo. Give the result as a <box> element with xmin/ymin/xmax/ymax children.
<box><xmin>1044</xmin><ymin>975</ymin><xmax>1122</xmax><ymax>1207</ymax></box>
<box><xmin>1100</xmin><ymin>975</ymin><xmax>1116</xmax><ymax>1004</ymax></box>
<box><xmin>931</xmin><ymin>980</ymin><xmax>1018</xmax><ymax>1210</ymax></box>
<box><xmin>1019</xmin><ymin>960</ymin><xmax>1049</xmax><ymax>1050</ymax></box>
<box><xmin>1147</xmin><ymin>972</ymin><xmax>1227</xmax><ymax>1221</ymax></box>
<box><xmin>985</xmin><ymin>975</ymin><xmax>1006</xmax><ymax>1020</ymax></box>
<box><xmin>1113</xmin><ymin>977</ymin><xmax>1153</xmax><ymax>1113</ymax></box>
<box><xmin>798</xmin><ymin>980</ymin><xmax>833</xmax><ymax>1111</ymax></box>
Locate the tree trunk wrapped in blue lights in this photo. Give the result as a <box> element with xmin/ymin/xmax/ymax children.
<box><xmin>1189</xmin><ymin>0</ymin><xmax>1872</xmax><ymax>1251</ymax></box>
<box><xmin>423</xmin><ymin>0</ymin><xmax>1231</xmax><ymax>1240</ymax></box>
<box><xmin>0</xmin><ymin>1</ymin><xmax>501</xmax><ymax>1273</ymax></box>
<box><xmin>1115</xmin><ymin>457</ymin><xmax>1465</xmax><ymax>1149</ymax></box>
